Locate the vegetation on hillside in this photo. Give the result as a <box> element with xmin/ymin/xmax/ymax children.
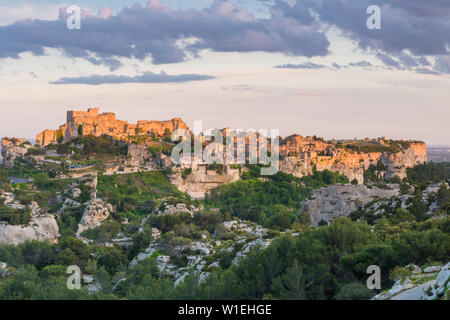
<box><xmin>206</xmin><ymin>167</ymin><xmax>349</xmax><ymax>230</ymax></box>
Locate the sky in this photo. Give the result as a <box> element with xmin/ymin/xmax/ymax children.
<box><xmin>0</xmin><ymin>0</ymin><xmax>449</xmax><ymax>145</ymax></box>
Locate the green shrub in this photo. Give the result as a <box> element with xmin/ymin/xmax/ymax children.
<box><xmin>335</xmin><ymin>282</ymin><xmax>374</xmax><ymax>300</ymax></box>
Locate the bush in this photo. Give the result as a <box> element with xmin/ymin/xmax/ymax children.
<box><xmin>0</xmin><ymin>205</ymin><xmax>31</xmax><ymax>225</ymax></box>
<box><xmin>82</xmin><ymin>220</ymin><xmax>121</xmax><ymax>242</ymax></box>
<box><xmin>389</xmin><ymin>266</ymin><xmax>412</xmax><ymax>282</ymax></box>
<box><xmin>182</xmin><ymin>168</ymin><xmax>192</xmax><ymax>180</ymax></box>
<box><xmin>335</xmin><ymin>282</ymin><xmax>374</xmax><ymax>300</ymax></box>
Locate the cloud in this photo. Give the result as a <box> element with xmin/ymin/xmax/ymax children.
<box><xmin>348</xmin><ymin>61</ymin><xmax>372</xmax><ymax>68</ymax></box>
<box><xmin>85</xmin><ymin>57</ymin><xmax>123</xmax><ymax>72</ymax></box>
<box><xmin>274</xmin><ymin>61</ymin><xmax>326</xmax><ymax>69</ymax></box>
<box><xmin>415</xmin><ymin>68</ymin><xmax>441</xmax><ymax>75</ymax></box>
<box><xmin>0</xmin><ymin>4</ymin><xmax>59</xmax><ymax>26</ymax></box>
<box><xmin>0</xmin><ymin>0</ymin><xmax>330</xmax><ymax>67</ymax></box>
<box><xmin>275</xmin><ymin>60</ymin><xmax>374</xmax><ymax>70</ymax></box>
<box><xmin>297</xmin><ymin>0</ymin><xmax>450</xmax><ymax>73</ymax></box>
<box><xmin>51</xmin><ymin>71</ymin><xmax>215</xmax><ymax>85</ymax></box>
<box><xmin>2</xmin><ymin>0</ymin><xmax>449</xmax><ymax>75</ymax></box>
<box><xmin>434</xmin><ymin>55</ymin><xmax>450</xmax><ymax>74</ymax></box>
<box><xmin>376</xmin><ymin>53</ymin><xmax>404</xmax><ymax>70</ymax></box>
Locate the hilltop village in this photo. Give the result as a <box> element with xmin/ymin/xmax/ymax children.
<box><xmin>0</xmin><ymin>108</ymin><xmax>448</xmax><ymax>301</ymax></box>
<box><xmin>32</xmin><ymin>108</ymin><xmax>427</xmax><ymax>186</ymax></box>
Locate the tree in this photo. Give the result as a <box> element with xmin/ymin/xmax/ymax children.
<box><xmin>400</xmin><ymin>182</ymin><xmax>411</xmax><ymax>195</ymax></box>
<box><xmin>298</xmin><ymin>211</ymin><xmax>311</xmax><ymax>226</ymax></box>
<box><xmin>436</xmin><ymin>184</ymin><xmax>449</xmax><ymax>209</ymax></box>
<box><xmin>97</xmin><ymin>247</ymin><xmax>128</xmax><ymax>275</ymax></box>
<box><xmin>271</xmin><ymin>259</ymin><xmax>309</xmax><ymax>300</ymax></box>
<box><xmin>163</xmin><ymin>128</ymin><xmax>172</xmax><ymax>141</ymax></box>
<box><xmin>56</xmin><ymin>129</ymin><xmax>64</xmax><ymax>144</ymax></box>
<box><xmin>334</xmin><ymin>282</ymin><xmax>374</xmax><ymax>300</ymax></box>
<box><xmin>409</xmin><ymin>193</ymin><xmax>427</xmax><ymax>220</ymax></box>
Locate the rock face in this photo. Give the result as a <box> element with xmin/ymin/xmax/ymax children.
<box><xmin>373</xmin><ymin>262</ymin><xmax>450</xmax><ymax>300</ymax></box>
<box><xmin>1</xmin><ymin>137</ymin><xmax>32</xmax><ymax>167</ymax></box>
<box><xmin>130</xmin><ymin>218</ymin><xmax>272</xmax><ymax>287</ymax></box>
<box><xmin>76</xmin><ymin>198</ymin><xmax>113</xmax><ymax>237</ymax></box>
<box><xmin>126</xmin><ymin>144</ymin><xmax>156</xmax><ymax>169</ymax></box>
<box><xmin>280</xmin><ymin>135</ymin><xmax>426</xmax><ymax>183</ymax></box>
<box><xmin>170</xmin><ymin>164</ymin><xmax>240</xmax><ymax>199</ymax></box>
<box><xmin>157</xmin><ymin>203</ymin><xmax>203</xmax><ymax>217</ymax></box>
<box><xmin>0</xmin><ymin>194</ymin><xmax>60</xmax><ymax>246</ymax></box>
<box><xmin>0</xmin><ymin>215</ymin><xmax>60</xmax><ymax>246</ymax></box>
<box><xmin>36</xmin><ymin>108</ymin><xmax>189</xmax><ymax>146</ymax></box>
<box><xmin>300</xmin><ymin>184</ymin><xmax>400</xmax><ymax>226</ymax></box>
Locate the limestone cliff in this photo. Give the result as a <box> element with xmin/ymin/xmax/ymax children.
<box><xmin>170</xmin><ymin>164</ymin><xmax>240</xmax><ymax>199</ymax></box>
<box><xmin>36</xmin><ymin>108</ymin><xmax>189</xmax><ymax>146</ymax></box>
<box><xmin>0</xmin><ymin>195</ymin><xmax>59</xmax><ymax>245</ymax></box>
<box><xmin>0</xmin><ymin>215</ymin><xmax>60</xmax><ymax>246</ymax></box>
<box><xmin>300</xmin><ymin>184</ymin><xmax>400</xmax><ymax>226</ymax></box>
<box><xmin>1</xmin><ymin>137</ymin><xmax>32</xmax><ymax>167</ymax></box>
<box><xmin>76</xmin><ymin>198</ymin><xmax>113</xmax><ymax>237</ymax></box>
<box><xmin>280</xmin><ymin>136</ymin><xmax>426</xmax><ymax>183</ymax></box>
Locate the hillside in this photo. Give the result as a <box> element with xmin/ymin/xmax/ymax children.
<box><xmin>0</xmin><ymin>109</ymin><xmax>447</xmax><ymax>301</ymax></box>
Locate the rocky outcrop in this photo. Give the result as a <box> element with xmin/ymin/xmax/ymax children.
<box><xmin>0</xmin><ymin>215</ymin><xmax>60</xmax><ymax>246</ymax></box>
<box><xmin>157</xmin><ymin>203</ymin><xmax>203</xmax><ymax>217</ymax></box>
<box><xmin>170</xmin><ymin>164</ymin><xmax>240</xmax><ymax>199</ymax></box>
<box><xmin>126</xmin><ymin>144</ymin><xmax>156</xmax><ymax>169</ymax></box>
<box><xmin>1</xmin><ymin>137</ymin><xmax>32</xmax><ymax>167</ymax></box>
<box><xmin>130</xmin><ymin>218</ymin><xmax>273</xmax><ymax>287</ymax></box>
<box><xmin>76</xmin><ymin>198</ymin><xmax>113</xmax><ymax>237</ymax></box>
<box><xmin>300</xmin><ymin>184</ymin><xmax>400</xmax><ymax>226</ymax></box>
<box><xmin>373</xmin><ymin>262</ymin><xmax>450</xmax><ymax>300</ymax></box>
<box><xmin>36</xmin><ymin>108</ymin><xmax>189</xmax><ymax>146</ymax></box>
<box><xmin>0</xmin><ymin>194</ymin><xmax>60</xmax><ymax>245</ymax></box>
<box><xmin>280</xmin><ymin>137</ymin><xmax>426</xmax><ymax>183</ymax></box>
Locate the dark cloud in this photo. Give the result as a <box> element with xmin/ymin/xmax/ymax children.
<box><xmin>376</xmin><ymin>53</ymin><xmax>404</xmax><ymax>70</ymax></box>
<box><xmin>383</xmin><ymin>0</ymin><xmax>450</xmax><ymax>17</ymax></box>
<box><xmin>297</xmin><ymin>0</ymin><xmax>450</xmax><ymax>73</ymax></box>
<box><xmin>415</xmin><ymin>68</ymin><xmax>441</xmax><ymax>75</ymax></box>
<box><xmin>2</xmin><ymin>0</ymin><xmax>449</xmax><ymax>75</ymax></box>
<box><xmin>274</xmin><ymin>61</ymin><xmax>326</xmax><ymax>69</ymax></box>
<box><xmin>434</xmin><ymin>55</ymin><xmax>450</xmax><ymax>74</ymax></box>
<box><xmin>331</xmin><ymin>62</ymin><xmax>342</xmax><ymax>69</ymax></box>
<box><xmin>85</xmin><ymin>57</ymin><xmax>123</xmax><ymax>72</ymax></box>
<box><xmin>348</xmin><ymin>61</ymin><xmax>372</xmax><ymax>68</ymax></box>
<box><xmin>275</xmin><ymin>60</ymin><xmax>373</xmax><ymax>70</ymax></box>
<box><xmin>51</xmin><ymin>71</ymin><xmax>215</xmax><ymax>85</ymax></box>
<box><xmin>0</xmin><ymin>0</ymin><xmax>329</xmax><ymax>67</ymax></box>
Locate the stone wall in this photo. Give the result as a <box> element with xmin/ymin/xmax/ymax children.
<box><xmin>36</xmin><ymin>108</ymin><xmax>189</xmax><ymax>146</ymax></box>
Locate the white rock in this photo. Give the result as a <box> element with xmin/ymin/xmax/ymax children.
<box><xmin>300</xmin><ymin>184</ymin><xmax>400</xmax><ymax>226</ymax></box>
<box><xmin>424</xmin><ymin>266</ymin><xmax>442</xmax><ymax>273</ymax></box>
<box><xmin>76</xmin><ymin>198</ymin><xmax>112</xmax><ymax>237</ymax></box>
<box><xmin>152</xmin><ymin>228</ymin><xmax>161</xmax><ymax>239</ymax></box>
<box><xmin>435</xmin><ymin>262</ymin><xmax>450</xmax><ymax>295</ymax></box>
<box><xmin>198</xmin><ymin>272</ymin><xmax>210</xmax><ymax>283</ymax></box>
<box><xmin>175</xmin><ymin>272</ymin><xmax>189</xmax><ymax>287</ymax></box>
<box><xmin>190</xmin><ymin>242</ymin><xmax>213</xmax><ymax>256</ymax></box>
<box><xmin>208</xmin><ymin>261</ymin><xmax>220</xmax><ymax>270</ymax></box>
<box><xmin>83</xmin><ymin>275</ymin><xmax>95</xmax><ymax>284</ymax></box>
<box><xmin>157</xmin><ymin>255</ymin><xmax>171</xmax><ymax>264</ymax></box>
<box><xmin>0</xmin><ymin>214</ymin><xmax>60</xmax><ymax>246</ymax></box>
<box><xmin>406</xmin><ymin>264</ymin><xmax>422</xmax><ymax>274</ymax></box>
